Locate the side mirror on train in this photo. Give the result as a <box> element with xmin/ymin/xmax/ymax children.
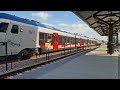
<box><xmin>20</xmin><ymin>27</ymin><xmax>23</xmax><ymax>32</ymax></box>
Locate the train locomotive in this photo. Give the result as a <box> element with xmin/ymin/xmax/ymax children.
<box><xmin>0</xmin><ymin>13</ymin><xmax>97</xmax><ymax>58</ymax></box>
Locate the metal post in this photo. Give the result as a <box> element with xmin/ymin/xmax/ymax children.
<box><xmin>108</xmin><ymin>24</ymin><xmax>114</xmax><ymax>54</ymax></box>
<box><xmin>61</xmin><ymin>50</ymin><xmax>63</xmax><ymax>55</ymax></box>
<box><xmin>11</xmin><ymin>52</ymin><xmax>13</xmax><ymax>69</ymax></box>
<box><xmin>77</xmin><ymin>47</ymin><xmax>78</xmax><ymax>53</ymax></box>
<box><xmin>36</xmin><ymin>53</ymin><xmax>37</xmax><ymax>63</ymax></box>
<box><xmin>5</xmin><ymin>42</ymin><xmax>8</xmax><ymax>71</ymax></box>
<box><xmin>87</xmin><ymin>39</ymin><xmax>89</xmax><ymax>50</ymax></box>
<box><xmin>70</xmin><ymin>41</ymin><xmax>71</xmax><ymax>53</ymax></box>
<box><xmin>46</xmin><ymin>52</ymin><xmax>47</xmax><ymax>60</ymax></box>
<box><xmin>116</xmin><ymin>33</ymin><xmax>118</xmax><ymax>50</ymax></box>
<box><xmin>70</xmin><ymin>48</ymin><xmax>71</xmax><ymax>53</ymax></box>
<box><xmin>48</xmin><ymin>48</ymin><xmax>49</xmax><ymax>60</ymax></box>
<box><xmin>64</xmin><ymin>41</ymin><xmax>65</xmax><ymax>55</ymax></box>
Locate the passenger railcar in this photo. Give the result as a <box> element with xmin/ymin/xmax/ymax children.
<box><xmin>0</xmin><ymin>13</ymin><xmax>97</xmax><ymax>58</ymax></box>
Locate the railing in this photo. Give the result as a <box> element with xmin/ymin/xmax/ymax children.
<box><xmin>0</xmin><ymin>44</ymin><xmax>99</xmax><ymax>76</ymax></box>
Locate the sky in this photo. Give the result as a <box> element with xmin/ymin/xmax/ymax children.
<box><xmin>0</xmin><ymin>11</ymin><xmax>108</xmax><ymax>41</ymax></box>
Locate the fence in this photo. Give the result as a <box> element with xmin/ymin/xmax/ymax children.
<box><xmin>0</xmin><ymin>43</ymin><xmax>98</xmax><ymax>75</ymax></box>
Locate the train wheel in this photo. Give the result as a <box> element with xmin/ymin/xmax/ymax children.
<box><xmin>17</xmin><ymin>50</ymin><xmax>29</xmax><ymax>59</ymax></box>
<box><xmin>38</xmin><ymin>48</ymin><xmax>42</xmax><ymax>55</ymax></box>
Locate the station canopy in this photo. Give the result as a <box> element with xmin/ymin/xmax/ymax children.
<box><xmin>73</xmin><ymin>11</ymin><xmax>120</xmax><ymax>36</ymax></box>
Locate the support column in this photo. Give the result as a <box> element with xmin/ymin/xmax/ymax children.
<box><xmin>116</xmin><ymin>33</ymin><xmax>118</xmax><ymax>50</ymax></box>
<box><xmin>108</xmin><ymin>24</ymin><xmax>114</xmax><ymax>54</ymax></box>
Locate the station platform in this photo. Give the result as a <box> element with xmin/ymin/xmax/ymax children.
<box><xmin>11</xmin><ymin>45</ymin><xmax>119</xmax><ymax>79</ymax></box>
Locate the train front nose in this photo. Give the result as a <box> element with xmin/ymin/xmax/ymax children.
<box><xmin>0</xmin><ymin>33</ymin><xmax>6</xmax><ymax>42</ymax></box>
<box><xmin>0</xmin><ymin>43</ymin><xmax>6</xmax><ymax>56</ymax></box>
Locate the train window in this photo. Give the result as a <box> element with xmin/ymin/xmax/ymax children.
<box><xmin>11</xmin><ymin>25</ymin><xmax>19</xmax><ymax>34</ymax></box>
<box><xmin>67</xmin><ymin>37</ymin><xmax>69</xmax><ymax>43</ymax></box>
<box><xmin>39</xmin><ymin>32</ymin><xmax>45</xmax><ymax>40</ymax></box>
<box><xmin>73</xmin><ymin>38</ymin><xmax>75</xmax><ymax>44</ymax></box>
<box><xmin>48</xmin><ymin>34</ymin><xmax>52</xmax><ymax>39</ymax></box>
<box><xmin>66</xmin><ymin>37</ymin><xmax>68</xmax><ymax>43</ymax></box>
<box><xmin>68</xmin><ymin>37</ymin><xmax>70</xmax><ymax>43</ymax></box>
<box><xmin>71</xmin><ymin>37</ymin><xmax>73</xmax><ymax>44</ymax></box>
<box><xmin>47</xmin><ymin>34</ymin><xmax>52</xmax><ymax>43</ymax></box>
<box><xmin>65</xmin><ymin>37</ymin><xmax>67</xmax><ymax>43</ymax></box>
<box><xmin>63</xmin><ymin>36</ymin><xmax>66</xmax><ymax>43</ymax></box>
<box><xmin>59</xmin><ymin>36</ymin><xmax>63</xmax><ymax>44</ymax></box>
<box><xmin>45</xmin><ymin>33</ymin><xmax>47</xmax><ymax>42</ymax></box>
<box><xmin>70</xmin><ymin>37</ymin><xmax>72</xmax><ymax>43</ymax></box>
<box><xmin>58</xmin><ymin>35</ymin><xmax>62</xmax><ymax>44</ymax></box>
<box><xmin>77</xmin><ymin>38</ymin><xmax>79</xmax><ymax>43</ymax></box>
<box><xmin>39</xmin><ymin>39</ymin><xmax>45</xmax><ymax>44</ymax></box>
<box><xmin>76</xmin><ymin>38</ymin><xmax>78</xmax><ymax>43</ymax></box>
<box><xmin>0</xmin><ymin>23</ymin><xmax>9</xmax><ymax>33</ymax></box>
<box><xmin>82</xmin><ymin>39</ymin><xmax>85</xmax><ymax>44</ymax></box>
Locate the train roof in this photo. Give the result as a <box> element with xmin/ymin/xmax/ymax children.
<box><xmin>0</xmin><ymin>13</ymin><xmax>91</xmax><ymax>39</ymax></box>
<box><xmin>0</xmin><ymin>13</ymin><xmax>78</xmax><ymax>36</ymax></box>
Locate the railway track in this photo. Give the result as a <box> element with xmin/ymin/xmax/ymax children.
<box><xmin>0</xmin><ymin>46</ymin><xmax>98</xmax><ymax>79</ymax></box>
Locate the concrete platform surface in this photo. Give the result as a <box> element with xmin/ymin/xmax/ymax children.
<box><xmin>10</xmin><ymin>45</ymin><xmax>119</xmax><ymax>79</ymax></box>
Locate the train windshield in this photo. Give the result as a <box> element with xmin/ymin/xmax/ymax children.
<box><xmin>0</xmin><ymin>22</ymin><xmax>9</xmax><ymax>33</ymax></box>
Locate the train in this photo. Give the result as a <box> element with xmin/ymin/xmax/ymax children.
<box><xmin>0</xmin><ymin>13</ymin><xmax>98</xmax><ymax>58</ymax></box>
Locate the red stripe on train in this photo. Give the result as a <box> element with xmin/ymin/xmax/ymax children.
<box><xmin>40</xmin><ymin>43</ymin><xmax>82</xmax><ymax>47</ymax></box>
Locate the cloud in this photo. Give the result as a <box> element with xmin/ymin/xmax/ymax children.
<box><xmin>59</xmin><ymin>23</ymin><xmax>104</xmax><ymax>40</ymax></box>
<box><xmin>58</xmin><ymin>22</ymin><xmax>107</xmax><ymax>41</ymax></box>
<box><xmin>99</xmin><ymin>36</ymin><xmax>108</xmax><ymax>41</ymax></box>
<box><xmin>58</xmin><ymin>23</ymin><xmax>69</xmax><ymax>26</ymax></box>
<box><xmin>71</xmin><ymin>23</ymin><xmax>90</xmax><ymax>30</ymax></box>
<box><xmin>32</xmin><ymin>12</ymin><xmax>51</xmax><ymax>20</ymax></box>
<box><xmin>62</xmin><ymin>23</ymin><xmax>91</xmax><ymax>34</ymax></box>
<box><xmin>42</xmin><ymin>22</ymin><xmax>54</xmax><ymax>27</ymax></box>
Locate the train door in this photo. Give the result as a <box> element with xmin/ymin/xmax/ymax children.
<box><xmin>80</xmin><ymin>38</ymin><xmax>82</xmax><ymax>47</ymax></box>
<box><xmin>6</xmin><ymin>23</ymin><xmax>22</xmax><ymax>55</ymax></box>
<box><xmin>52</xmin><ymin>33</ymin><xmax>58</xmax><ymax>50</ymax></box>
